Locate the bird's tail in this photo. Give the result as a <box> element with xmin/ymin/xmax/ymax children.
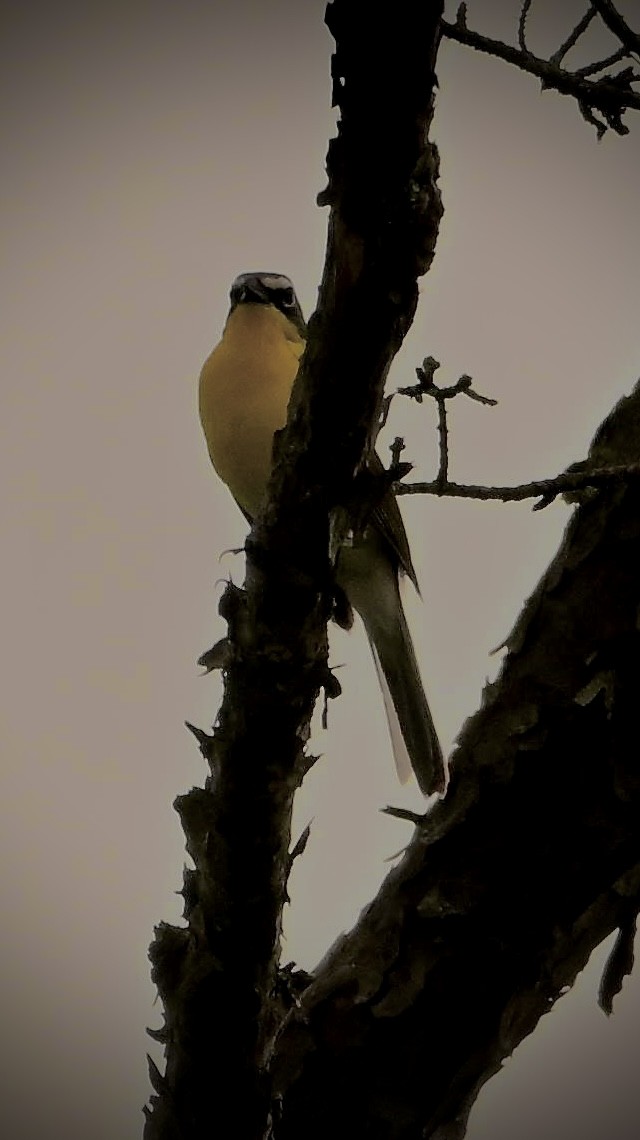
<box><xmin>364</xmin><ymin>589</ymin><xmax>446</xmax><ymax>796</ymax></box>
<box><xmin>337</xmin><ymin>532</ymin><xmax>446</xmax><ymax>796</ymax></box>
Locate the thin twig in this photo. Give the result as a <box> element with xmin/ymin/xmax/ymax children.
<box><xmin>398</xmin><ymin>357</ymin><xmax>497</xmax><ymax>488</ymax></box>
<box><xmin>396</xmin><ymin>462</ymin><xmax>640</xmax><ymax>507</ymax></box>
<box><xmin>378</xmin><ymin>391</ymin><xmax>395</xmax><ymax>432</ymax></box>
<box><xmin>591</xmin><ymin>0</ymin><xmax>640</xmax><ymax>60</ymax></box>
<box><xmin>576</xmin><ymin>46</ymin><xmax>629</xmax><ymax>76</ymax></box>
<box><xmin>550</xmin><ymin>6</ymin><xmax>596</xmax><ymax>66</ymax></box>
<box><xmin>436</xmin><ymin>393</ymin><xmax>449</xmax><ymax>485</ymax></box>
<box><xmin>439</xmin><ymin>17</ymin><xmax>640</xmax><ymax>136</ymax></box>
<box><xmin>518</xmin><ymin>0</ymin><xmax>534</xmax><ymax>53</ymax></box>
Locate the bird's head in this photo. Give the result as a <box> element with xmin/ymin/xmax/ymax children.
<box><xmin>228</xmin><ymin>272</ymin><xmax>306</xmax><ymax>337</ymax></box>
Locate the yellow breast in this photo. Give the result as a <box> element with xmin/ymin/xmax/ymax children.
<box><xmin>199</xmin><ymin>304</ymin><xmax>304</xmax><ymax>517</ymax></box>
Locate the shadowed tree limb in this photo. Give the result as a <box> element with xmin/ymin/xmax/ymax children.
<box><xmin>441</xmin><ymin>4</ymin><xmax>640</xmax><ymax>137</ymax></box>
<box><xmin>144</xmin><ymin>3</ymin><xmax>444</xmax><ymax>1138</ymax></box>
<box><xmin>146</xmin><ymin>2</ymin><xmax>640</xmax><ymax>1136</ymax></box>
<box><xmin>591</xmin><ymin>0</ymin><xmax>640</xmax><ymax>59</ymax></box>
<box><xmin>549</xmin><ymin>6</ymin><xmax>597</xmax><ymax>67</ymax></box>
<box><xmin>270</xmin><ymin>380</ymin><xmax>640</xmax><ymax>1140</ymax></box>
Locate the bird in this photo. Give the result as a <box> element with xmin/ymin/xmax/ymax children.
<box><xmin>198</xmin><ymin>271</ymin><xmax>446</xmax><ymax>796</ymax></box>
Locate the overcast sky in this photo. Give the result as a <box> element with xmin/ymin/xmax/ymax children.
<box><xmin>1</xmin><ymin>1</ymin><xmax>639</xmax><ymax>1137</ymax></box>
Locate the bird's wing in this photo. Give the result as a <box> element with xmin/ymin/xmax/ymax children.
<box><xmin>367</xmin><ymin>452</ymin><xmax>420</xmax><ymax>592</ymax></box>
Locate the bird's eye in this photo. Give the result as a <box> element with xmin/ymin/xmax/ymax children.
<box><xmin>278</xmin><ymin>287</ymin><xmax>295</xmax><ymax>307</ymax></box>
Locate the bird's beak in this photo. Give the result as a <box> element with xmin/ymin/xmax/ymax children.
<box><xmin>237</xmin><ymin>278</ymin><xmax>270</xmax><ymax>305</ymax></box>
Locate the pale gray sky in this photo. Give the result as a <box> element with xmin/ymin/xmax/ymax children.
<box><xmin>1</xmin><ymin>1</ymin><xmax>639</xmax><ymax>1137</ymax></box>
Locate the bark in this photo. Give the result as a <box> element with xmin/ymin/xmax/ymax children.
<box><xmin>270</xmin><ymin>382</ymin><xmax>640</xmax><ymax>1139</ymax></box>
<box><xmin>146</xmin><ymin>2</ymin><xmax>640</xmax><ymax>1136</ymax></box>
<box><xmin>145</xmin><ymin>3</ymin><xmax>444</xmax><ymax>1137</ymax></box>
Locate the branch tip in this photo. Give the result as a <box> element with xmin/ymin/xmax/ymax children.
<box><xmin>381</xmin><ymin>804</ymin><xmax>427</xmax><ymax>825</ymax></box>
<box><xmin>598</xmin><ymin>913</ymin><xmax>638</xmax><ymax>1014</ymax></box>
<box><xmin>518</xmin><ymin>0</ymin><xmax>533</xmax><ymax>54</ymax></box>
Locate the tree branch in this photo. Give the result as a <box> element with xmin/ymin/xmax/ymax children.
<box><xmin>396</xmin><ymin>461</ymin><xmax>640</xmax><ymax>507</ymax></box>
<box><xmin>590</xmin><ymin>0</ymin><xmax>640</xmax><ymax>59</ymax></box>
<box><xmin>146</xmin><ymin>2</ymin><xmax>640</xmax><ymax>1135</ymax></box>
<box><xmin>144</xmin><ymin>2</ymin><xmax>445</xmax><ymax>1137</ymax></box>
<box><xmin>517</xmin><ymin>0</ymin><xmax>534</xmax><ymax>54</ymax></box>
<box><xmin>271</xmin><ymin>380</ymin><xmax>640</xmax><ymax>1139</ymax></box>
<box><xmin>392</xmin><ymin>357</ymin><xmax>640</xmax><ymax>507</ymax></box>
<box><xmin>549</xmin><ymin>6</ymin><xmax>596</xmax><ymax>67</ymax></box>
<box><xmin>440</xmin><ymin>10</ymin><xmax>640</xmax><ymax>137</ymax></box>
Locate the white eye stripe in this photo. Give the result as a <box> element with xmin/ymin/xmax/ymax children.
<box><xmin>261</xmin><ymin>276</ymin><xmax>295</xmax><ymax>294</ymax></box>
<box><xmin>231</xmin><ymin>272</ymin><xmax>294</xmax><ymax>293</ymax></box>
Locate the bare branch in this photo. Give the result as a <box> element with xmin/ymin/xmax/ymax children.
<box><xmin>440</xmin><ymin>15</ymin><xmax>640</xmax><ymax>136</ymax></box>
<box><xmin>550</xmin><ymin>6</ymin><xmax>596</xmax><ymax>67</ymax></box>
<box><xmin>397</xmin><ymin>461</ymin><xmax>640</xmax><ymax>507</ymax></box>
<box><xmin>598</xmin><ymin>912</ymin><xmax>637</xmax><ymax>1014</ymax></box>
<box><xmin>147</xmin><ymin>2</ymin><xmax>640</xmax><ymax>1134</ymax></box>
<box><xmin>454</xmin><ymin>3</ymin><xmax>467</xmax><ymax>31</ymax></box>
<box><xmin>145</xmin><ymin>3</ymin><xmax>445</xmax><ymax>1137</ymax></box>
<box><xmin>518</xmin><ymin>0</ymin><xmax>534</xmax><ymax>53</ymax></box>
<box><xmin>576</xmin><ymin>45</ymin><xmax>629</xmax><ymax>76</ymax></box>
<box><xmin>397</xmin><ymin>357</ymin><xmax>497</xmax><ymax>486</ymax></box>
<box><xmin>591</xmin><ymin>0</ymin><xmax>640</xmax><ymax>59</ymax></box>
<box><xmin>272</xmin><ymin>380</ymin><xmax>640</xmax><ymax>1139</ymax></box>
<box><xmin>287</xmin><ymin>823</ymin><xmax>312</xmax><ymax>874</ymax></box>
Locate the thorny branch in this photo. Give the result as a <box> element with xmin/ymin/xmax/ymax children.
<box><xmin>390</xmin><ymin>357</ymin><xmax>640</xmax><ymax>509</ymax></box>
<box><xmin>145</xmin><ymin>3</ymin><xmax>640</xmax><ymax>1138</ymax></box>
<box><xmin>397</xmin><ymin>464</ymin><xmax>640</xmax><ymax>508</ymax></box>
<box><xmin>442</xmin><ymin>2</ymin><xmax>640</xmax><ymax>138</ymax></box>
<box><xmin>145</xmin><ymin>3</ymin><xmax>445</xmax><ymax>1139</ymax></box>
<box><xmin>590</xmin><ymin>0</ymin><xmax>640</xmax><ymax>59</ymax></box>
<box><xmin>269</xmin><ymin>380</ymin><xmax>640</xmax><ymax>1140</ymax></box>
<box><xmin>397</xmin><ymin>355</ymin><xmax>497</xmax><ymax>487</ymax></box>
<box><xmin>550</xmin><ymin>7</ymin><xmax>597</xmax><ymax>67</ymax></box>
<box><xmin>517</xmin><ymin>0</ymin><xmax>533</xmax><ymax>53</ymax></box>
